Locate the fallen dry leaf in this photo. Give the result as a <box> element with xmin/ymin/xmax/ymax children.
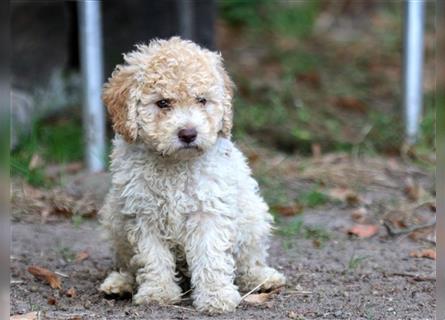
<box><xmin>296</xmin><ymin>71</ymin><xmax>321</xmax><ymax>88</ymax></box>
<box><xmin>409</xmin><ymin>225</ymin><xmax>436</xmax><ymax>242</ymax></box>
<box><xmin>273</xmin><ymin>204</ymin><xmax>303</xmax><ymax>217</ymax></box>
<box><xmin>334</xmin><ymin>97</ymin><xmax>367</xmax><ymax>113</ymax></box>
<box><xmin>242</xmin><ymin>287</ymin><xmax>282</xmax><ymax>306</ymax></box>
<box><xmin>329</xmin><ymin>188</ymin><xmax>361</xmax><ymax>205</ymax></box>
<box><xmin>410</xmin><ymin>248</ymin><xmax>436</xmax><ymax>260</ymax></box>
<box><xmin>66</xmin><ymin>287</ymin><xmax>77</xmax><ymax>298</ymax></box>
<box><xmin>10</xmin><ymin>312</ymin><xmax>38</xmax><ymax>320</ymax></box>
<box><xmin>247</xmin><ymin>153</ymin><xmax>260</xmax><ymax>164</ymax></box>
<box><xmin>385</xmin><ymin>212</ymin><xmax>408</xmax><ymax>229</ymax></box>
<box><xmin>243</xmin><ymin>292</ymin><xmax>272</xmax><ymax>305</ymax></box>
<box><xmin>347</xmin><ymin>224</ymin><xmax>379</xmax><ymax>238</ymax></box>
<box><xmin>75</xmin><ymin>251</ymin><xmax>89</xmax><ymax>263</ymax></box>
<box><xmin>27</xmin><ymin>266</ymin><xmax>62</xmax><ymax>289</ymax></box>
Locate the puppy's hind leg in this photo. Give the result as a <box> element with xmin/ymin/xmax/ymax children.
<box><xmin>99</xmin><ymin>199</ymin><xmax>135</xmax><ymax>296</ymax></box>
<box><xmin>235</xmin><ymin>202</ymin><xmax>286</xmax><ymax>292</ymax></box>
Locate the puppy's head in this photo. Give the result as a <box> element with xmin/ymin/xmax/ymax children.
<box><xmin>103</xmin><ymin>37</ymin><xmax>234</xmax><ymax>159</ymax></box>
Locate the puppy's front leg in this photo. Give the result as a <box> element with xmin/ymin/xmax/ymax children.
<box><xmin>185</xmin><ymin>214</ymin><xmax>241</xmax><ymax>314</ymax></box>
<box><xmin>129</xmin><ymin>228</ymin><xmax>182</xmax><ymax>305</ymax></box>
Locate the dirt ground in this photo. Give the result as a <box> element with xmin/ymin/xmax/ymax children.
<box><xmin>10</xmin><ymin>153</ymin><xmax>436</xmax><ymax>320</ymax></box>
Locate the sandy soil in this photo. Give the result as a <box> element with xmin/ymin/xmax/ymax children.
<box><xmin>10</xmin><ymin>154</ymin><xmax>436</xmax><ymax>319</ymax></box>
<box><xmin>11</xmin><ymin>210</ymin><xmax>435</xmax><ymax>320</ymax></box>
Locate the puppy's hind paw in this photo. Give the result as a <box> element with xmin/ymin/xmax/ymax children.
<box><xmin>237</xmin><ymin>267</ymin><xmax>286</xmax><ymax>292</ymax></box>
<box><xmin>260</xmin><ymin>268</ymin><xmax>286</xmax><ymax>291</ymax></box>
<box><xmin>100</xmin><ymin>271</ymin><xmax>134</xmax><ymax>296</ymax></box>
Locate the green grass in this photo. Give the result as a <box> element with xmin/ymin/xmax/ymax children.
<box><xmin>11</xmin><ymin>117</ymin><xmax>84</xmax><ymax>186</ymax></box>
<box><xmin>58</xmin><ymin>246</ymin><xmax>75</xmax><ymax>262</ymax></box>
<box><xmin>297</xmin><ymin>187</ymin><xmax>328</xmax><ymax>208</ymax></box>
<box><xmin>255</xmin><ymin>174</ymin><xmax>292</xmax><ymax>209</ymax></box>
<box><xmin>72</xmin><ymin>215</ymin><xmax>85</xmax><ymax>228</ymax></box>
<box><xmin>220</xmin><ymin>0</ymin><xmax>320</xmax><ymax>39</ymax></box>
<box><xmin>277</xmin><ymin>217</ymin><xmax>330</xmax><ymax>249</ymax></box>
<box><xmin>418</xmin><ymin>92</ymin><xmax>436</xmax><ymax>150</ymax></box>
<box><xmin>303</xmin><ymin>225</ymin><xmax>330</xmax><ymax>246</ymax></box>
<box><xmin>348</xmin><ymin>254</ymin><xmax>367</xmax><ymax>271</ymax></box>
<box><xmin>222</xmin><ymin>2</ymin><xmax>435</xmax><ymax>156</ymax></box>
<box><xmin>277</xmin><ymin>217</ymin><xmax>304</xmax><ymax>238</ymax></box>
<box><xmin>10</xmin><ymin>158</ymin><xmax>46</xmax><ymax>187</ymax></box>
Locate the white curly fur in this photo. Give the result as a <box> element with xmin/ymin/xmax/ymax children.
<box><xmin>99</xmin><ymin>37</ymin><xmax>285</xmax><ymax>314</ymax></box>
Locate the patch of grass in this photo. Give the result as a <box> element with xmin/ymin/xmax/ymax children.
<box><xmin>255</xmin><ymin>174</ymin><xmax>291</xmax><ymax>209</ymax></box>
<box><xmin>348</xmin><ymin>254</ymin><xmax>367</xmax><ymax>271</ymax></box>
<box><xmin>281</xmin><ymin>51</ymin><xmax>321</xmax><ymax>77</ymax></box>
<box><xmin>11</xmin><ymin>116</ymin><xmax>84</xmax><ymax>186</ymax></box>
<box><xmin>277</xmin><ymin>217</ymin><xmax>303</xmax><ymax>250</ymax></box>
<box><xmin>223</xmin><ymin>2</ymin><xmax>435</xmax><ymax>156</ymax></box>
<box><xmin>418</xmin><ymin>92</ymin><xmax>436</xmax><ymax>150</ymax></box>
<box><xmin>10</xmin><ymin>158</ymin><xmax>46</xmax><ymax>187</ymax></box>
<box><xmin>233</xmin><ymin>98</ymin><xmax>289</xmax><ymax>133</ymax></box>
<box><xmin>297</xmin><ymin>187</ymin><xmax>328</xmax><ymax>208</ymax></box>
<box><xmin>58</xmin><ymin>246</ymin><xmax>75</xmax><ymax>262</ymax></box>
<box><xmin>72</xmin><ymin>215</ymin><xmax>85</xmax><ymax>228</ymax></box>
<box><xmin>220</xmin><ymin>0</ymin><xmax>320</xmax><ymax>39</ymax></box>
<box><xmin>277</xmin><ymin>217</ymin><xmax>330</xmax><ymax>249</ymax></box>
<box><xmin>268</xmin><ymin>1</ymin><xmax>320</xmax><ymax>39</ymax></box>
<box><xmin>219</xmin><ymin>0</ymin><xmax>267</xmax><ymax>28</ymax></box>
<box><xmin>303</xmin><ymin>225</ymin><xmax>330</xmax><ymax>246</ymax></box>
<box><xmin>277</xmin><ymin>217</ymin><xmax>304</xmax><ymax>238</ymax></box>
<box><xmin>364</xmin><ymin>308</ymin><xmax>375</xmax><ymax>320</ymax></box>
<box><xmin>361</xmin><ymin>111</ymin><xmax>404</xmax><ymax>154</ymax></box>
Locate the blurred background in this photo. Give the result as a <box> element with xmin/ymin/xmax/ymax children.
<box><xmin>11</xmin><ymin>0</ymin><xmax>436</xmax><ymax>180</ymax></box>
<box><xmin>10</xmin><ymin>1</ymin><xmax>437</xmax><ymax>319</ymax></box>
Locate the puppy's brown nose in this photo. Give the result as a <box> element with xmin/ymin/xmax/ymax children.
<box><xmin>178</xmin><ymin>128</ymin><xmax>197</xmax><ymax>144</ymax></box>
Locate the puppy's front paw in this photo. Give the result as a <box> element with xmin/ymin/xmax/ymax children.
<box><xmin>193</xmin><ymin>285</ymin><xmax>241</xmax><ymax>314</ymax></box>
<box><xmin>133</xmin><ymin>282</ymin><xmax>182</xmax><ymax>305</ymax></box>
<box><xmin>100</xmin><ymin>271</ymin><xmax>134</xmax><ymax>295</ymax></box>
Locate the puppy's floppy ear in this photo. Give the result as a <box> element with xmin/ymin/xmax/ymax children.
<box><xmin>102</xmin><ymin>63</ymin><xmax>139</xmax><ymax>143</ymax></box>
<box><xmin>216</xmin><ymin>57</ymin><xmax>235</xmax><ymax>139</ymax></box>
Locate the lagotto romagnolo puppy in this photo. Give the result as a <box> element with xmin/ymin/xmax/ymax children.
<box><xmin>98</xmin><ymin>37</ymin><xmax>285</xmax><ymax>314</ymax></box>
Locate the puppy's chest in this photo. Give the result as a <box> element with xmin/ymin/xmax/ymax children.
<box><xmin>149</xmin><ymin>165</ymin><xmax>200</xmax><ymax>212</ymax></box>
<box><xmin>141</xmin><ymin>162</ymin><xmax>238</xmax><ymax>234</ymax></box>
<box><xmin>140</xmin><ymin>166</ymin><xmax>205</xmax><ymax>234</ymax></box>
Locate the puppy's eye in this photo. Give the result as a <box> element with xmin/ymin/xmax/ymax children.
<box><xmin>197</xmin><ymin>97</ymin><xmax>207</xmax><ymax>105</ymax></box>
<box><xmin>156</xmin><ymin>99</ymin><xmax>171</xmax><ymax>109</ymax></box>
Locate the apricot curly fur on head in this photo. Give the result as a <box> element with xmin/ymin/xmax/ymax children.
<box><xmin>99</xmin><ymin>37</ymin><xmax>285</xmax><ymax>314</ymax></box>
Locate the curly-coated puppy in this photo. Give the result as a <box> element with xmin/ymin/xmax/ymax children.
<box><xmin>99</xmin><ymin>37</ymin><xmax>285</xmax><ymax>314</ymax></box>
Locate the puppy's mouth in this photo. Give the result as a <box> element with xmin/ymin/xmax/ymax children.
<box><xmin>176</xmin><ymin>142</ymin><xmax>206</xmax><ymax>156</ymax></box>
<box><xmin>177</xmin><ymin>144</ymin><xmax>203</xmax><ymax>153</ymax></box>
<box><xmin>180</xmin><ymin>144</ymin><xmax>200</xmax><ymax>150</ymax></box>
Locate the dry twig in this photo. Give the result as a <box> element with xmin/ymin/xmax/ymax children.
<box><xmin>240</xmin><ymin>277</ymin><xmax>271</xmax><ymax>301</ymax></box>
<box><xmin>383</xmin><ymin>219</ymin><xmax>436</xmax><ymax>238</ymax></box>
